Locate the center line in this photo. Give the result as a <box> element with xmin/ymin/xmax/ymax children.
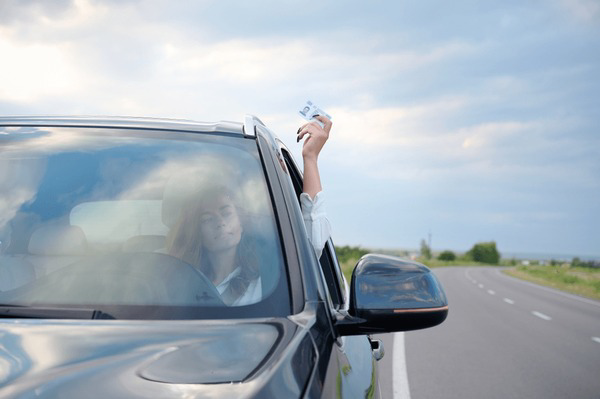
<box><xmin>478</xmin><ymin>284</ymin><xmax>484</xmax><ymax>289</ymax></box>
<box><xmin>592</xmin><ymin>337</ymin><xmax>600</xmax><ymax>344</ymax></box>
<box><xmin>487</xmin><ymin>290</ymin><xmax>495</xmax><ymax>295</ymax></box>
<box><xmin>532</xmin><ymin>311</ymin><xmax>552</xmax><ymax>321</ymax></box>
<box><xmin>503</xmin><ymin>298</ymin><xmax>515</xmax><ymax>305</ymax></box>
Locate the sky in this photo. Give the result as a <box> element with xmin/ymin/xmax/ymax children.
<box><xmin>1</xmin><ymin>0</ymin><xmax>599</xmax><ymax>259</ymax></box>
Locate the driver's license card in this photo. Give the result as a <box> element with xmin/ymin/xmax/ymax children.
<box><xmin>298</xmin><ymin>100</ymin><xmax>332</xmax><ymax>127</ymax></box>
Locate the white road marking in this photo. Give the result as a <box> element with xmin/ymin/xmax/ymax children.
<box><xmin>487</xmin><ymin>290</ymin><xmax>496</xmax><ymax>295</ymax></box>
<box><xmin>503</xmin><ymin>298</ymin><xmax>515</xmax><ymax>305</ymax></box>
<box><xmin>532</xmin><ymin>311</ymin><xmax>552</xmax><ymax>321</ymax></box>
<box><xmin>393</xmin><ymin>332</ymin><xmax>411</xmax><ymax>399</ymax></box>
<box><xmin>478</xmin><ymin>284</ymin><xmax>484</xmax><ymax>289</ymax></box>
<box><xmin>592</xmin><ymin>337</ymin><xmax>600</xmax><ymax>344</ymax></box>
<box><xmin>464</xmin><ymin>269</ymin><xmax>477</xmax><ymax>284</ymax></box>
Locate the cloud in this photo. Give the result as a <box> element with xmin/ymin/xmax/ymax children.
<box><xmin>0</xmin><ymin>0</ymin><xmax>480</xmax><ymax>116</ymax></box>
<box><xmin>0</xmin><ymin>157</ymin><xmax>46</xmax><ymax>235</ymax></box>
<box><xmin>557</xmin><ymin>0</ymin><xmax>600</xmax><ymax>24</ymax></box>
<box><xmin>0</xmin><ymin>0</ymin><xmax>74</xmax><ymax>25</ymax></box>
<box><xmin>0</xmin><ymin>38</ymin><xmax>91</xmax><ymax>103</ymax></box>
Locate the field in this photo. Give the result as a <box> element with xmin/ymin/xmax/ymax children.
<box><xmin>504</xmin><ymin>265</ymin><xmax>600</xmax><ymax>300</ymax></box>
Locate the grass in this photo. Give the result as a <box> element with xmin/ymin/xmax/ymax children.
<box><xmin>339</xmin><ymin>258</ymin><xmax>357</xmax><ymax>281</ymax></box>
<box><xmin>504</xmin><ymin>265</ymin><xmax>600</xmax><ymax>300</ymax></box>
<box><xmin>335</xmin><ymin>246</ymin><xmax>370</xmax><ymax>281</ymax></box>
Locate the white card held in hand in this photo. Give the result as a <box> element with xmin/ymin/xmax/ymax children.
<box><xmin>298</xmin><ymin>100</ymin><xmax>332</xmax><ymax>127</ymax></box>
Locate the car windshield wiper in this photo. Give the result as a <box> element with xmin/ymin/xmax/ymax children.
<box><xmin>0</xmin><ymin>305</ymin><xmax>114</xmax><ymax>319</ymax></box>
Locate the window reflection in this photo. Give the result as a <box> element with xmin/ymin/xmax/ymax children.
<box><xmin>0</xmin><ymin>128</ymin><xmax>285</xmax><ymax>314</ymax></box>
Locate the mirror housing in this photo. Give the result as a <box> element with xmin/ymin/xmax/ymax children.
<box><xmin>337</xmin><ymin>254</ymin><xmax>448</xmax><ymax>336</ymax></box>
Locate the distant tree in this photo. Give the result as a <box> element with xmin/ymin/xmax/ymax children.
<box><xmin>467</xmin><ymin>241</ymin><xmax>500</xmax><ymax>264</ymax></box>
<box><xmin>438</xmin><ymin>250</ymin><xmax>456</xmax><ymax>261</ymax></box>
<box><xmin>420</xmin><ymin>239</ymin><xmax>432</xmax><ymax>260</ymax></box>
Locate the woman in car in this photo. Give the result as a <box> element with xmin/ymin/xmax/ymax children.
<box><xmin>166</xmin><ymin>115</ymin><xmax>332</xmax><ymax>306</ymax></box>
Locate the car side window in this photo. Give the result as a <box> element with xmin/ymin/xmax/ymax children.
<box><xmin>280</xmin><ymin>148</ymin><xmax>346</xmax><ymax>309</ymax></box>
<box><xmin>318</xmin><ymin>240</ymin><xmax>345</xmax><ymax>307</ymax></box>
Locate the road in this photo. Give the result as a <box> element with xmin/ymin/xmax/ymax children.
<box><xmin>376</xmin><ymin>266</ymin><xmax>600</xmax><ymax>399</ymax></box>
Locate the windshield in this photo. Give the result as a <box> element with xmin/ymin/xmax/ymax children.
<box><xmin>0</xmin><ymin>125</ymin><xmax>289</xmax><ymax>319</ymax></box>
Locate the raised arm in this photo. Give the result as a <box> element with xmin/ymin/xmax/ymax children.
<box><xmin>297</xmin><ymin>115</ymin><xmax>332</xmax><ymax>198</ymax></box>
<box><xmin>297</xmin><ymin>115</ymin><xmax>332</xmax><ymax>258</ymax></box>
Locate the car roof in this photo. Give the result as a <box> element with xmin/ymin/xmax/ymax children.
<box><xmin>0</xmin><ymin>115</ymin><xmax>252</xmax><ymax>136</ymax></box>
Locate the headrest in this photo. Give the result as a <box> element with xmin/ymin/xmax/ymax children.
<box><xmin>28</xmin><ymin>225</ymin><xmax>88</xmax><ymax>256</ymax></box>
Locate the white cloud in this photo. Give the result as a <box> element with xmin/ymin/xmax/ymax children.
<box><xmin>0</xmin><ymin>38</ymin><xmax>86</xmax><ymax>103</ymax></box>
<box><xmin>459</xmin><ymin>121</ymin><xmax>536</xmax><ymax>150</ymax></box>
<box><xmin>1</xmin><ymin>0</ymin><xmax>479</xmax><ymax>117</ymax></box>
<box><xmin>160</xmin><ymin>39</ymin><xmax>314</xmax><ymax>85</ymax></box>
<box><xmin>0</xmin><ymin>157</ymin><xmax>46</xmax><ymax>233</ymax></box>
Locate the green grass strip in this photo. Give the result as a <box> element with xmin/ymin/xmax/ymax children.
<box><xmin>504</xmin><ymin>265</ymin><xmax>600</xmax><ymax>300</ymax></box>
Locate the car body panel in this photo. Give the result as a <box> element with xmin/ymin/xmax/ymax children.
<box><xmin>0</xmin><ymin>317</ymin><xmax>313</xmax><ymax>398</ymax></box>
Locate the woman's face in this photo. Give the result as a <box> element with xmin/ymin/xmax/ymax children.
<box><xmin>197</xmin><ymin>194</ymin><xmax>243</xmax><ymax>252</ymax></box>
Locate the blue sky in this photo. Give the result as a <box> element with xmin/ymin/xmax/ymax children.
<box><xmin>1</xmin><ymin>0</ymin><xmax>599</xmax><ymax>258</ymax></box>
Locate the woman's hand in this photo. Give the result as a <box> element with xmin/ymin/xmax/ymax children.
<box><xmin>298</xmin><ymin>115</ymin><xmax>331</xmax><ymax>198</ymax></box>
<box><xmin>297</xmin><ymin>115</ymin><xmax>332</xmax><ymax>162</ymax></box>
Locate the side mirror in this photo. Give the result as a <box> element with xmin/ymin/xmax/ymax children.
<box><xmin>337</xmin><ymin>254</ymin><xmax>448</xmax><ymax>336</ymax></box>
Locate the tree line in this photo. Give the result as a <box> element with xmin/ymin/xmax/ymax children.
<box><xmin>421</xmin><ymin>240</ymin><xmax>500</xmax><ymax>264</ymax></box>
<box><xmin>335</xmin><ymin>241</ymin><xmax>501</xmax><ymax>265</ymax></box>
<box><xmin>336</xmin><ymin>241</ymin><xmax>597</xmax><ymax>268</ymax></box>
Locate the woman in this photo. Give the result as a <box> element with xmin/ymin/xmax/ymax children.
<box><xmin>166</xmin><ymin>185</ymin><xmax>260</xmax><ymax>306</ymax></box>
<box><xmin>167</xmin><ymin>115</ymin><xmax>332</xmax><ymax>305</ymax></box>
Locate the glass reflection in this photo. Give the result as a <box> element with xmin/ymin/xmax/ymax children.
<box><xmin>0</xmin><ymin>127</ymin><xmax>286</xmax><ymax>315</ymax></box>
<box><xmin>354</xmin><ymin>256</ymin><xmax>447</xmax><ymax>310</ymax></box>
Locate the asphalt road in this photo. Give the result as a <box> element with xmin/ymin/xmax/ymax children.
<box><xmin>376</xmin><ymin>266</ymin><xmax>600</xmax><ymax>399</ymax></box>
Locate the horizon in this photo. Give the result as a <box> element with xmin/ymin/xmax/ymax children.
<box><xmin>338</xmin><ymin>244</ymin><xmax>600</xmax><ymax>262</ymax></box>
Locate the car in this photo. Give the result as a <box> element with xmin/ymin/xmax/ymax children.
<box><xmin>0</xmin><ymin>115</ymin><xmax>448</xmax><ymax>398</ymax></box>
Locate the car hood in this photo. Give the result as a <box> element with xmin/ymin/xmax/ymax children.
<box><xmin>0</xmin><ymin>317</ymin><xmax>316</xmax><ymax>398</ymax></box>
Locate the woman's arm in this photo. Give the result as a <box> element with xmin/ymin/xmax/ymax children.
<box><xmin>297</xmin><ymin>115</ymin><xmax>332</xmax><ymax>198</ymax></box>
<box><xmin>297</xmin><ymin>115</ymin><xmax>332</xmax><ymax>258</ymax></box>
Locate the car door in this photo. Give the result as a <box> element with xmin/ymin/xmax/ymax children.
<box><xmin>278</xmin><ymin>146</ymin><xmax>379</xmax><ymax>398</ymax></box>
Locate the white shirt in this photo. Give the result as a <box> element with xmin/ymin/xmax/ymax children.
<box><xmin>215</xmin><ymin>267</ymin><xmax>262</xmax><ymax>306</ymax></box>
<box><xmin>300</xmin><ymin>191</ymin><xmax>332</xmax><ymax>259</ymax></box>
